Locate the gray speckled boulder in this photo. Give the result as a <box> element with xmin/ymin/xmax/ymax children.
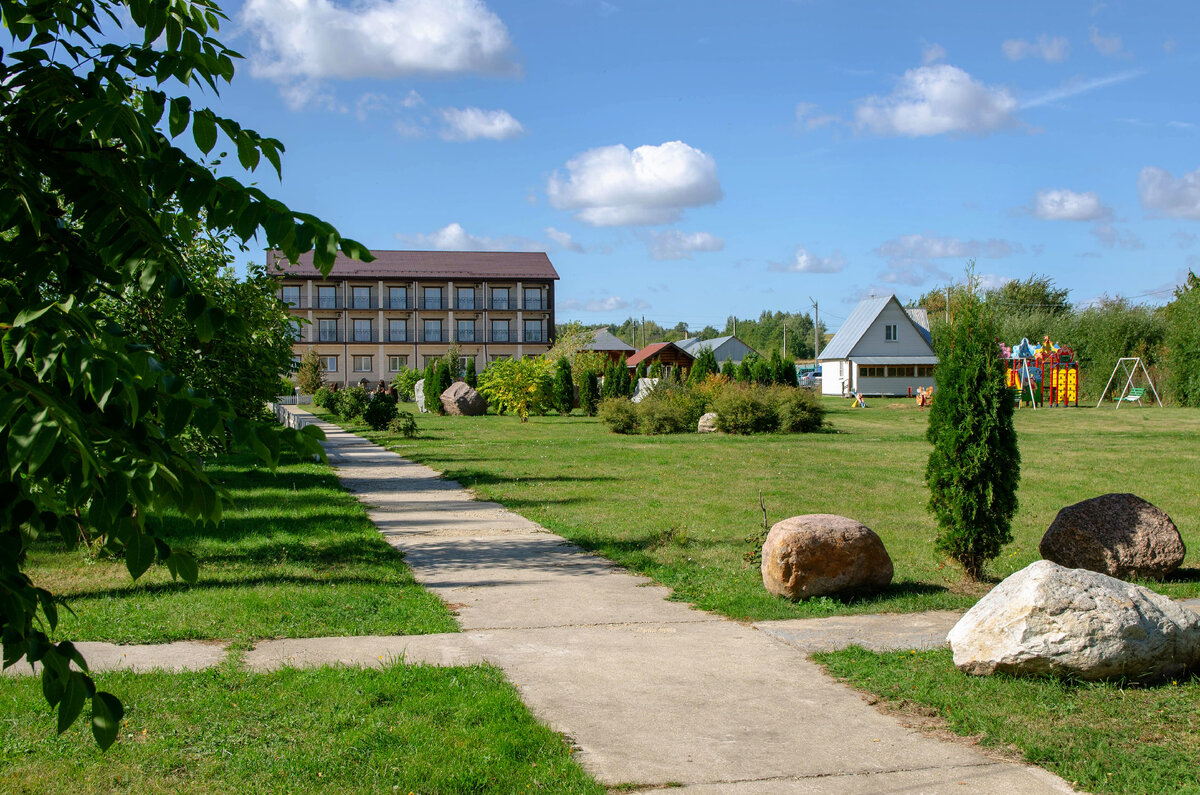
<box><xmin>1040</xmin><ymin>493</ymin><xmax>1185</xmax><ymax>580</ymax></box>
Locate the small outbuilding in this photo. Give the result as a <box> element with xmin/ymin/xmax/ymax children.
<box><xmin>585</xmin><ymin>327</ymin><xmax>637</xmax><ymax>363</ymax></box>
<box><xmin>817</xmin><ymin>294</ymin><xmax>937</xmax><ymax>397</ymax></box>
<box><xmin>676</xmin><ymin>335</ymin><xmax>757</xmax><ymax>367</ymax></box>
<box><xmin>626</xmin><ymin>342</ymin><xmax>694</xmax><ymax>378</ymax></box>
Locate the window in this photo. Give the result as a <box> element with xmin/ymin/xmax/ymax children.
<box><xmin>288</xmin><ymin>319</ymin><xmax>303</xmax><ymax>341</ymax></box>
<box><xmin>422</xmin><ymin>287</ymin><xmax>443</xmax><ymax>310</ymax></box>
<box><xmin>388</xmin><ymin>319</ymin><xmax>407</xmax><ymax>342</ymax></box>
<box><xmin>456</xmin><ymin>319</ymin><xmax>475</xmax><ymax>342</ymax></box>
<box><xmin>388</xmin><ymin>286</ymin><xmax>408</xmax><ymax>309</ymax></box>
<box><xmin>352</xmin><ymin>286</ymin><xmax>372</xmax><ymax>309</ymax></box>
<box><xmin>281</xmin><ymin>285</ymin><xmax>300</xmax><ymax>307</ymax></box>
<box><xmin>321</xmin><ymin>355</ymin><xmax>337</xmax><ymax>372</ymax></box>
<box><xmin>423</xmin><ymin>319</ymin><xmax>442</xmax><ymax>342</ymax></box>
<box><xmin>860</xmin><ymin>366</ymin><xmax>885</xmax><ymax>378</ymax></box>
<box><xmin>488</xmin><ymin>354</ymin><xmax>509</xmax><ymax>363</ymax></box>
<box><xmin>523</xmin><ymin>287</ymin><xmax>542</xmax><ymax>310</ymax></box>
<box><xmin>884</xmin><ymin>324</ymin><xmax>898</xmax><ymax>342</ymax></box>
<box><xmin>917</xmin><ymin>365</ymin><xmax>936</xmax><ymax>378</ymax></box>
<box><xmin>388</xmin><ymin>355</ymin><xmax>407</xmax><ymax>372</ymax></box>
<box><xmin>490</xmin><ymin>319</ymin><xmax>510</xmax><ymax>342</ymax></box>
<box><xmin>460</xmin><ymin>356</ymin><xmax>474</xmax><ymax>372</ymax></box>
<box><xmin>317</xmin><ymin>285</ymin><xmax>337</xmax><ymax>309</ymax></box>
<box><xmin>889</xmin><ymin>365</ymin><xmax>912</xmax><ymax>377</ymax></box>
<box><xmin>456</xmin><ymin>287</ymin><xmax>475</xmax><ymax>310</ymax></box>
<box><xmin>490</xmin><ymin>288</ymin><xmax>510</xmax><ymax>310</ymax></box>
<box><xmin>352</xmin><ymin>355</ymin><xmax>372</xmax><ymax>372</ymax></box>
<box><xmin>524</xmin><ymin>319</ymin><xmax>543</xmax><ymax>343</ymax></box>
<box><xmin>318</xmin><ymin>318</ymin><xmax>338</xmax><ymax>342</ymax></box>
<box><xmin>353</xmin><ymin>318</ymin><xmax>372</xmax><ymax>342</ymax></box>
<box><xmin>423</xmin><ymin>355</ymin><xmax>440</xmax><ymax>368</ymax></box>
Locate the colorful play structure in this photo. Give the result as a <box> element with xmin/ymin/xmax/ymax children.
<box><xmin>999</xmin><ymin>336</ymin><xmax>1080</xmax><ymax>409</ymax></box>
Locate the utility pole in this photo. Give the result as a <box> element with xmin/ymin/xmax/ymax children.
<box><xmin>809</xmin><ymin>298</ymin><xmax>819</xmax><ymax>362</ymax></box>
<box><xmin>641</xmin><ymin>315</ymin><xmax>646</xmax><ymax>348</ymax></box>
<box><xmin>945</xmin><ymin>286</ymin><xmax>950</xmax><ymax>324</ymax></box>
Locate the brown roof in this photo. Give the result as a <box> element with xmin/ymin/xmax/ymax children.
<box><xmin>626</xmin><ymin>342</ymin><xmax>694</xmax><ymax>367</ymax></box>
<box><xmin>269</xmin><ymin>250</ymin><xmax>559</xmax><ymax>281</ymax></box>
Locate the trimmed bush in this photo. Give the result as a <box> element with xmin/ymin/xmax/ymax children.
<box><xmin>552</xmin><ymin>357</ymin><xmax>574</xmax><ymax>415</ymax></box>
<box><xmin>598</xmin><ymin>397</ymin><xmax>639</xmax><ymax>434</ymax></box>
<box><xmin>336</xmin><ymin>385</ymin><xmax>371</xmax><ymax>420</ymax></box>
<box><xmin>713</xmin><ymin>384</ymin><xmax>777</xmax><ymax>434</ymax></box>
<box><xmin>636</xmin><ymin>386</ymin><xmax>704</xmax><ymax>435</ymax></box>
<box><xmin>581</xmin><ymin>370</ymin><xmax>600</xmax><ymax>416</ymax></box>
<box><xmin>775</xmin><ymin>386</ymin><xmax>825</xmax><ymax>433</ymax></box>
<box><xmin>363</xmin><ymin>395</ymin><xmax>399</xmax><ymax>430</ymax></box>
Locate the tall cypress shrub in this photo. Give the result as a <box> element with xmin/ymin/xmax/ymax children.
<box><xmin>464</xmin><ymin>357</ymin><xmax>478</xmax><ymax>389</ymax></box>
<box><xmin>616</xmin><ymin>355</ymin><xmax>631</xmax><ymax>396</ymax></box>
<box><xmin>925</xmin><ymin>293</ymin><xmax>1020</xmax><ymax>580</ymax></box>
<box><xmin>581</xmin><ymin>370</ymin><xmax>600</xmax><ymax>416</ymax></box>
<box><xmin>553</xmin><ymin>357</ymin><xmax>574</xmax><ymax>414</ymax></box>
<box><xmin>721</xmin><ymin>359</ymin><xmax>737</xmax><ymax>378</ymax></box>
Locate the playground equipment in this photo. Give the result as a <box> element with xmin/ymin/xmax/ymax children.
<box><xmin>1095</xmin><ymin>357</ymin><xmax>1162</xmax><ymax>408</ymax></box>
<box><xmin>1002</xmin><ymin>336</ymin><xmax>1080</xmax><ymax>409</ymax></box>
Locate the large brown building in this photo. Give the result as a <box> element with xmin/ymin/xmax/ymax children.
<box><xmin>271</xmin><ymin>250</ymin><xmax>559</xmax><ymax>386</ymax></box>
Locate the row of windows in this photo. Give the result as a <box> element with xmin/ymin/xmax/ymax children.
<box><xmin>281</xmin><ymin>284</ymin><xmax>546</xmax><ymax>310</ymax></box>
<box><xmin>294</xmin><ymin>318</ymin><xmax>545</xmax><ymax>343</ymax></box>
<box><xmin>859</xmin><ymin>365</ymin><xmax>935</xmax><ymax>378</ymax></box>
<box><xmin>295</xmin><ymin>354</ymin><xmax>532</xmax><ymax>374</ymax></box>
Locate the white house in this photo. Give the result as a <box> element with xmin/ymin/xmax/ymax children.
<box><xmin>817</xmin><ymin>295</ymin><xmax>936</xmax><ymax>397</ymax></box>
<box><xmin>676</xmin><ymin>335</ymin><xmax>757</xmax><ymax>367</ymax></box>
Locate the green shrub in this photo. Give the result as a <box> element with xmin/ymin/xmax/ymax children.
<box><xmin>313</xmin><ymin>386</ymin><xmax>334</xmax><ymax>409</ymax></box>
<box><xmin>363</xmin><ymin>395</ymin><xmax>399</xmax><ymax>430</ymax></box>
<box><xmin>390</xmin><ymin>368</ymin><xmax>422</xmax><ymax>402</ymax></box>
<box><xmin>688</xmin><ymin>346</ymin><xmax>718</xmax><ymax>385</ymax></box>
<box><xmin>464</xmin><ymin>357</ymin><xmax>478</xmax><ymax>389</ymax></box>
<box><xmin>775</xmin><ymin>386</ymin><xmax>826</xmax><ymax>433</ymax></box>
<box><xmin>337</xmin><ymin>386</ymin><xmax>371</xmax><ymax>420</ymax></box>
<box><xmin>387</xmin><ymin>411</ymin><xmax>419</xmax><ymax>438</ymax></box>
<box><xmin>552</xmin><ymin>357</ymin><xmax>574</xmax><ymax>415</ymax></box>
<box><xmin>598</xmin><ymin>397</ymin><xmax>639</xmax><ymax>434</ymax></box>
<box><xmin>581</xmin><ymin>371</ymin><xmax>600</xmax><ymax>416</ymax></box>
<box><xmin>1166</xmin><ymin>271</ymin><xmax>1200</xmax><ymax>406</ymax></box>
<box><xmin>721</xmin><ymin>359</ymin><xmax>736</xmax><ymax>378</ymax></box>
<box><xmin>713</xmin><ymin>384</ymin><xmax>778</xmax><ymax>434</ymax></box>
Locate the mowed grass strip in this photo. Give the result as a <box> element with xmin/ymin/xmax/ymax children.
<box><xmin>814</xmin><ymin>646</ymin><xmax>1200</xmax><ymax>795</ymax></box>
<box><xmin>316</xmin><ymin>399</ymin><xmax>1200</xmax><ymax>620</ymax></box>
<box><xmin>26</xmin><ymin>453</ymin><xmax>457</xmax><ymax>644</ymax></box>
<box><xmin>0</xmin><ymin>662</ymin><xmax>603</xmax><ymax>795</ymax></box>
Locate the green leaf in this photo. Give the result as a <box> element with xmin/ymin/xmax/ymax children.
<box><xmin>57</xmin><ymin>673</ymin><xmax>86</xmax><ymax>735</ymax></box>
<box><xmin>36</xmin><ymin>590</ymin><xmax>58</xmax><ymax>632</ymax></box>
<box><xmin>236</xmin><ymin>131</ymin><xmax>260</xmax><ymax>170</ymax></box>
<box><xmin>91</xmin><ymin>692</ymin><xmax>124</xmax><ymax>750</ymax></box>
<box><xmin>168</xmin><ymin>97</ymin><xmax>191</xmax><ymax>138</ymax></box>
<box><xmin>124</xmin><ymin>528</ymin><xmax>156</xmax><ymax>581</ymax></box>
<box><xmin>192</xmin><ymin>109</ymin><xmax>217</xmax><ymax>154</ymax></box>
<box><xmin>168</xmin><ymin>550</ymin><xmax>198</xmax><ymax>584</ymax></box>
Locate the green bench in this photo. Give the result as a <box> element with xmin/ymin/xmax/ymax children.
<box><xmin>1115</xmin><ymin>386</ymin><xmax>1147</xmax><ymax>405</ymax></box>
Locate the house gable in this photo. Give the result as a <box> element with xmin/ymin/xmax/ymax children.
<box><xmin>848</xmin><ymin>297</ymin><xmax>935</xmax><ymax>359</ymax></box>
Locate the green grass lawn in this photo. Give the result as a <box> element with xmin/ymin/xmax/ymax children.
<box><xmin>26</xmin><ymin>453</ymin><xmax>458</xmax><ymax>645</ymax></box>
<box><xmin>815</xmin><ymin>646</ymin><xmax>1200</xmax><ymax>795</ymax></box>
<box><xmin>0</xmin><ymin>661</ymin><xmax>602</xmax><ymax>795</ymax></box>
<box><xmin>316</xmin><ymin>398</ymin><xmax>1200</xmax><ymax>620</ymax></box>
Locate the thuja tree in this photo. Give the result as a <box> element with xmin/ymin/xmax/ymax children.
<box><xmin>552</xmin><ymin>357</ymin><xmax>574</xmax><ymax>415</ymax></box>
<box><xmin>464</xmin><ymin>357</ymin><xmax>478</xmax><ymax>389</ymax></box>
<box><xmin>0</xmin><ymin>0</ymin><xmax>368</xmax><ymax>746</ymax></box>
<box><xmin>925</xmin><ymin>288</ymin><xmax>1020</xmax><ymax>580</ymax></box>
<box><xmin>1166</xmin><ymin>270</ymin><xmax>1200</xmax><ymax>406</ymax></box>
<box><xmin>688</xmin><ymin>347</ymin><xmax>718</xmax><ymax>385</ymax></box>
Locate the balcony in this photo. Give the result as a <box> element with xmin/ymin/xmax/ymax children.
<box><xmin>418</xmin><ymin>298</ymin><xmax>445</xmax><ymax>310</ymax></box>
<box><xmin>351</xmin><ymin>329</ymin><xmax>375</xmax><ymax>343</ymax></box>
<box><xmin>454</xmin><ymin>329</ymin><xmax>478</xmax><ymax>343</ymax></box>
<box><xmin>523</xmin><ymin>299</ymin><xmax>547</xmax><ymax>311</ymax></box>
<box><xmin>488</xmin><ymin>299</ymin><xmax>514</xmax><ymax>311</ymax></box>
<box><xmin>384</xmin><ymin>297</ymin><xmax>412</xmax><ymax>310</ymax></box>
<box><xmin>454</xmin><ymin>299</ymin><xmax>478</xmax><ymax>310</ymax></box>
<box><xmin>523</xmin><ymin>331</ymin><xmax>547</xmax><ymax>343</ymax></box>
<box><xmin>317</xmin><ymin>332</ymin><xmax>343</xmax><ymax>343</ymax></box>
<box><xmin>315</xmin><ymin>297</ymin><xmax>343</xmax><ymax>309</ymax></box>
<box><xmin>488</xmin><ymin>330</ymin><xmax>512</xmax><ymax>343</ymax></box>
<box><xmin>349</xmin><ymin>297</ymin><xmax>375</xmax><ymax>310</ymax></box>
<box><xmin>386</xmin><ymin>330</ymin><xmax>410</xmax><ymax>343</ymax></box>
<box><xmin>418</xmin><ymin>330</ymin><xmax>445</xmax><ymax>343</ymax></box>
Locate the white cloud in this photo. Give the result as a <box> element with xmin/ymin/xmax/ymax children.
<box><xmin>854</xmin><ymin>64</ymin><xmax>1019</xmax><ymax>137</ymax></box>
<box><xmin>875</xmin><ymin>233</ymin><xmax>1020</xmax><ymax>284</ymax></box>
<box><xmin>397</xmin><ymin>222</ymin><xmax>545</xmax><ymax>252</ymax></box>
<box><xmin>1002</xmin><ymin>35</ymin><xmax>1070</xmax><ymax>62</ymax></box>
<box><xmin>795</xmin><ymin>102</ymin><xmax>839</xmax><ymax>131</ymax></box>
<box><xmin>1032</xmin><ymin>189</ymin><xmax>1111</xmax><ymax>221</ymax></box>
<box><xmin>438</xmin><ymin>107</ymin><xmax>525</xmax><ymax>141</ymax></box>
<box><xmin>1091</xmin><ymin>222</ymin><xmax>1143</xmax><ymax>249</ymax></box>
<box><xmin>559</xmin><ymin>296</ymin><xmax>649</xmax><ymax>312</ymax></box>
<box><xmin>1089</xmin><ymin>25</ymin><xmax>1125</xmax><ymax>57</ymax></box>
<box><xmin>643</xmin><ymin>230</ymin><xmax>724</xmax><ymax>261</ymax></box>
<box><xmin>547</xmin><ymin>141</ymin><xmax>723</xmax><ymax>226</ymax></box>
<box><xmin>922</xmin><ymin>42</ymin><xmax>947</xmax><ymax>65</ymax></box>
<box><xmin>768</xmin><ymin>246</ymin><xmax>847</xmax><ymax>273</ymax></box>
<box><xmin>1139</xmin><ymin>166</ymin><xmax>1200</xmax><ymax>219</ymax></box>
<box><xmin>242</xmin><ymin>0</ymin><xmax>517</xmax><ymax>104</ymax></box>
<box><xmin>544</xmin><ymin>227</ymin><xmax>584</xmax><ymax>253</ymax></box>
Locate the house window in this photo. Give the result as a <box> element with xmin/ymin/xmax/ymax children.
<box><xmin>884</xmin><ymin>324</ymin><xmax>898</xmax><ymax>342</ymax></box>
<box><xmin>460</xmin><ymin>356</ymin><xmax>474</xmax><ymax>372</ymax></box>
<box><xmin>860</xmin><ymin>366</ymin><xmax>885</xmax><ymax>378</ymax></box>
<box><xmin>353</xmin><ymin>319</ymin><xmax>372</xmax><ymax>342</ymax></box>
<box><xmin>490</xmin><ymin>287</ymin><xmax>510</xmax><ymax>310</ymax></box>
<box><xmin>422</xmin><ymin>287</ymin><xmax>443</xmax><ymax>310</ymax></box>
<box><xmin>281</xmin><ymin>285</ymin><xmax>300</xmax><ymax>307</ymax></box>
<box><xmin>917</xmin><ymin>365</ymin><xmax>936</xmax><ymax>378</ymax></box>
<box><xmin>423</xmin><ymin>319</ymin><xmax>442</xmax><ymax>342</ymax></box>
<box><xmin>489</xmin><ymin>354</ymin><xmax>509</xmax><ymax>363</ymax></box>
<box><xmin>321</xmin><ymin>355</ymin><xmax>337</xmax><ymax>372</ymax></box>
<box><xmin>352</xmin><ymin>286</ymin><xmax>372</xmax><ymax>310</ymax></box>
<box><xmin>523</xmin><ymin>287</ymin><xmax>543</xmax><ymax>310</ymax></box>
<box><xmin>352</xmin><ymin>355</ymin><xmax>372</xmax><ymax>372</ymax></box>
<box><xmin>490</xmin><ymin>319</ymin><xmax>510</xmax><ymax>342</ymax></box>
<box><xmin>456</xmin><ymin>320</ymin><xmax>475</xmax><ymax>342</ymax></box>
<box><xmin>288</xmin><ymin>319</ymin><xmax>303</xmax><ymax>341</ymax></box>
<box><xmin>318</xmin><ymin>318</ymin><xmax>338</xmax><ymax>342</ymax></box>
<box><xmin>388</xmin><ymin>319</ymin><xmax>407</xmax><ymax>342</ymax></box>
<box><xmin>388</xmin><ymin>355</ymin><xmax>407</xmax><ymax>372</ymax></box>
<box><xmin>317</xmin><ymin>285</ymin><xmax>337</xmax><ymax>309</ymax></box>
<box><xmin>523</xmin><ymin>319</ymin><xmax>543</xmax><ymax>343</ymax></box>
<box><xmin>889</xmin><ymin>365</ymin><xmax>912</xmax><ymax>377</ymax></box>
<box><xmin>456</xmin><ymin>287</ymin><xmax>475</xmax><ymax>310</ymax></box>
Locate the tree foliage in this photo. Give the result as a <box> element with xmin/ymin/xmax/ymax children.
<box><xmin>925</xmin><ymin>285</ymin><xmax>1020</xmax><ymax>580</ymax></box>
<box><xmin>687</xmin><ymin>346</ymin><xmax>718</xmax><ymax>385</ymax></box>
<box><xmin>0</xmin><ymin>0</ymin><xmax>368</xmax><ymax>746</ymax></box>
<box><xmin>1165</xmin><ymin>270</ymin><xmax>1200</xmax><ymax>406</ymax></box>
<box><xmin>477</xmin><ymin>358</ymin><xmax>553</xmax><ymax>421</ymax></box>
<box><xmin>295</xmin><ymin>348</ymin><xmax>326</xmax><ymax>395</ymax></box>
<box><xmin>552</xmin><ymin>357</ymin><xmax>574</xmax><ymax>415</ymax></box>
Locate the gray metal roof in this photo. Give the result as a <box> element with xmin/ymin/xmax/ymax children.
<box><xmin>585</xmin><ymin>328</ymin><xmax>636</xmax><ymax>352</ymax></box>
<box><xmin>904</xmin><ymin>308</ymin><xmax>932</xmax><ymax>345</ymax></box>
<box><xmin>853</xmin><ymin>355</ymin><xmax>939</xmax><ymax>365</ymax></box>
<box><xmin>817</xmin><ymin>295</ymin><xmax>892</xmax><ymax>360</ymax></box>
<box><xmin>677</xmin><ymin>335</ymin><xmax>735</xmax><ymax>354</ymax></box>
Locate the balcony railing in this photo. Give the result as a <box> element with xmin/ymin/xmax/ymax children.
<box><xmin>523</xmin><ymin>299</ymin><xmax>547</xmax><ymax>311</ymax></box>
<box><xmin>454</xmin><ymin>329</ymin><xmax>477</xmax><ymax>343</ymax></box>
<box><xmin>352</xmin><ymin>329</ymin><xmax>374</xmax><ymax>342</ymax></box>
<box><xmin>349</xmin><ymin>297</ymin><xmax>375</xmax><ymax>310</ymax></box>
<box><xmin>418</xmin><ymin>331</ymin><xmax>444</xmax><ymax>343</ymax></box>
<box><xmin>386</xmin><ymin>330</ymin><xmax>409</xmax><ymax>342</ymax></box>
<box><xmin>418</xmin><ymin>298</ymin><xmax>445</xmax><ymax>310</ymax></box>
<box><xmin>315</xmin><ymin>297</ymin><xmax>342</xmax><ymax>309</ymax></box>
<box><xmin>384</xmin><ymin>297</ymin><xmax>412</xmax><ymax>310</ymax></box>
<box><xmin>488</xmin><ymin>299</ymin><xmax>513</xmax><ymax>310</ymax></box>
<box><xmin>317</xmin><ymin>332</ymin><xmax>342</xmax><ymax>343</ymax></box>
<box><xmin>523</xmin><ymin>331</ymin><xmax>546</xmax><ymax>343</ymax></box>
<box><xmin>488</xmin><ymin>330</ymin><xmax>512</xmax><ymax>343</ymax></box>
<box><xmin>454</xmin><ymin>299</ymin><xmax>478</xmax><ymax>310</ymax></box>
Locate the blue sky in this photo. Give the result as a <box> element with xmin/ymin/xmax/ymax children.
<box><xmin>194</xmin><ymin>0</ymin><xmax>1198</xmax><ymax>331</ymax></box>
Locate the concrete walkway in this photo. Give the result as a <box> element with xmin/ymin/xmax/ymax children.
<box><xmin>276</xmin><ymin>407</ymin><xmax>1075</xmax><ymax>794</ymax></box>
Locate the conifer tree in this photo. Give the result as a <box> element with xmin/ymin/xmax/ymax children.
<box><xmin>423</xmin><ymin>360</ymin><xmax>438</xmax><ymax>412</ymax></box>
<box><xmin>925</xmin><ymin>282</ymin><xmax>1020</xmax><ymax>580</ymax></box>
<box><xmin>737</xmin><ymin>357</ymin><xmax>754</xmax><ymax>383</ymax></box>
<box><xmin>553</xmin><ymin>357</ymin><xmax>574</xmax><ymax>414</ymax></box>
<box><xmin>464</xmin><ymin>357</ymin><xmax>478</xmax><ymax>389</ymax></box>
<box><xmin>581</xmin><ymin>370</ymin><xmax>600</xmax><ymax>415</ymax></box>
<box><xmin>616</xmin><ymin>355</ymin><xmax>631</xmax><ymax>396</ymax></box>
<box><xmin>721</xmin><ymin>359</ymin><xmax>737</xmax><ymax>378</ymax></box>
<box><xmin>635</xmin><ymin>361</ymin><xmax>647</xmax><ymax>381</ymax></box>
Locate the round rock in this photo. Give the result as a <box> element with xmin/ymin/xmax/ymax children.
<box><xmin>440</xmin><ymin>381</ymin><xmax>488</xmax><ymax>416</ymax></box>
<box><xmin>697</xmin><ymin>412</ymin><xmax>718</xmax><ymax>433</ymax></box>
<box><xmin>1040</xmin><ymin>493</ymin><xmax>1185</xmax><ymax>580</ymax></box>
<box><xmin>761</xmin><ymin>514</ymin><xmax>893</xmax><ymax>601</ymax></box>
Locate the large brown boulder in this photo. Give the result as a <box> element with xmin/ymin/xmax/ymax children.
<box><xmin>1040</xmin><ymin>493</ymin><xmax>1185</xmax><ymax>580</ymax></box>
<box><xmin>440</xmin><ymin>381</ymin><xmax>488</xmax><ymax>416</ymax></box>
<box><xmin>761</xmin><ymin>514</ymin><xmax>893</xmax><ymax>600</ymax></box>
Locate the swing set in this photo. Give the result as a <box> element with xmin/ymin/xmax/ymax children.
<box><xmin>1095</xmin><ymin>357</ymin><xmax>1163</xmax><ymax>408</ymax></box>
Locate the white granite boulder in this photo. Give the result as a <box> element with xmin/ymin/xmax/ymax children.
<box><xmin>697</xmin><ymin>412</ymin><xmax>718</xmax><ymax>433</ymax></box>
<box><xmin>413</xmin><ymin>378</ymin><xmax>427</xmax><ymax>413</ymax></box>
<box><xmin>949</xmin><ymin>560</ymin><xmax>1200</xmax><ymax>680</ymax></box>
<box><xmin>761</xmin><ymin>514</ymin><xmax>893</xmax><ymax>600</ymax></box>
<box><xmin>1040</xmin><ymin>493</ymin><xmax>1186</xmax><ymax>580</ymax></box>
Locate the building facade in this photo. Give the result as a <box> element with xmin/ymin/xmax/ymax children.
<box><xmin>272</xmin><ymin>250</ymin><xmax>559</xmax><ymax>386</ymax></box>
<box><xmin>817</xmin><ymin>294</ymin><xmax>936</xmax><ymax>397</ymax></box>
